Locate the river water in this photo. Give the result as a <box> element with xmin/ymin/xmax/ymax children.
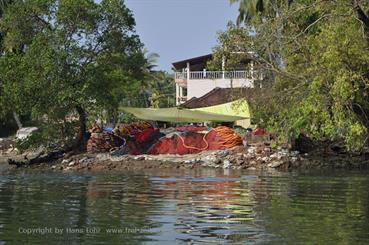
<box><xmin>0</xmin><ymin>168</ymin><xmax>368</xmax><ymax>244</ymax></box>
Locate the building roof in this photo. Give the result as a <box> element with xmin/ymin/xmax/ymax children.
<box><xmin>180</xmin><ymin>87</ymin><xmax>252</xmax><ymax>109</ymax></box>
<box><xmin>172</xmin><ymin>54</ymin><xmax>212</xmax><ymax>70</ymax></box>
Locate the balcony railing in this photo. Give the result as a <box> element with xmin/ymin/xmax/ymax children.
<box><xmin>175</xmin><ymin>70</ymin><xmax>256</xmax><ymax>80</ymax></box>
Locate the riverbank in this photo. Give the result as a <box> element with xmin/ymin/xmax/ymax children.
<box><xmin>2</xmin><ymin>144</ymin><xmax>368</xmax><ymax>173</ymax></box>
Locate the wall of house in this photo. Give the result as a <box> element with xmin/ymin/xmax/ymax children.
<box><xmin>187</xmin><ymin>78</ymin><xmax>254</xmax><ymax>99</ymax></box>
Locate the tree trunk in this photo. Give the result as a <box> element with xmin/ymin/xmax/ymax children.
<box><xmin>352</xmin><ymin>0</ymin><xmax>369</xmax><ymax>45</ymax></box>
<box><xmin>8</xmin><ymin>106</ymin><xmax>89</xmax><ymax>167</ymax></box>
<box><xmin>8</xmin><ymin>149</ymin><xmax>67</xmax><ymax>167</ymax></box>
<box><xmin>75</xmin><ymin>105</ymin><xmax>88</xmax><ymax>151</ymax></box>
<box><xmin>12</xmin><ymin>111</ymin><xmax>22</xmax><ymax>129</ymax></box>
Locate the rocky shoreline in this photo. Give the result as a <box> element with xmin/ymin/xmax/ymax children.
<box><xmin>2</xmin><ymin>144</ymin><xmax>368</xmax><ymax>173</ymax></box>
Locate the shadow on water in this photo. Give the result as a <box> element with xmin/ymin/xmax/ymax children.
<box><xmin>0</xmin><ymin>168</ymin><xmax>368</xmax><ymax>244</ymax></box>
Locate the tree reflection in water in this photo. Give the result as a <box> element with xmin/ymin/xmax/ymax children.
<box><xmin>0</xmin><ymin>169</ymin><xmax>369</xmax><ymax>244</ymax></box>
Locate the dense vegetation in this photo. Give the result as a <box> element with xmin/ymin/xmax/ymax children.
<box><xmin>0</xmin><ymin>0</ymin><xmax>173</xmax><ymax>149</ymax></box>
<box><xmin>219</xmin><ymin>0</ymin><xmax>369</xmax><ymax>150</ymax></box>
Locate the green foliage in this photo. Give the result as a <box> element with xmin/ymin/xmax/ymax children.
<box><xmin>207</xmin><ymin>22</ymin><xmax>255</xmax><ymax>71</ymax></box>
<box><xmin>231</xmin><ymin>0</ymin><xmax>294</xmax><ymax>24</ymax></box>
<box><xmin>16</xmin><ymin>121</ymin><xmax>77</xmax><ymax>152</ymax></box>
<box><xmin>224</xmin><ymin>0</ymin><xmax>369</xmax><ymax>150</ymax></box>
<box><xmin>148</xmin><ymin>71</ymin><xmax>175</xmax><ymax>108</ymax></box>
<box><xmin>0</xmin><ymin>0</ymin><xmax>147</xmax><ymax>148</ymax></box>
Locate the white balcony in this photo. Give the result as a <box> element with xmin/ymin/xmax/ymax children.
<box><xmin>175</xmin><ymin>70</ymin><xmax>255</xmax><ymax>80</ymax></box>
<box><xmin>174</xmin><ymin>70</ymin><xmax>261</xmax><ymax>105</ymax></box>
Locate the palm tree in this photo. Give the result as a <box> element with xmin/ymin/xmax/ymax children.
<box><xmin>139</xmin><ymin>49</ymin><xmax>160</xmax><ymax>107</ymax></box>
<box><xmin>143</xmin><ymin>48</ymin><xmax>159</xmax><ymax>72</ymax></box>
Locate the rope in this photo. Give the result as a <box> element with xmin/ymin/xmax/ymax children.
<box><xmin>213</xmin><ymin>126</ymin><xmax>242</xmax><ymax>148</ymax></box>
<box><xmin>175</xmin><ymin>132</ymin><xmax>210</xmax><ymax>151</ymax></box>
<box><xmin>175</xmin><ymin>126</ymin><xmax>242</xmax><ymax>151</ymax></box>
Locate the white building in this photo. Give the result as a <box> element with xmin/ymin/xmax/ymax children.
<box><xmin>172</xmin><ymin>54</ymin><xmax>258</xmax><ymax>105</ymax></box>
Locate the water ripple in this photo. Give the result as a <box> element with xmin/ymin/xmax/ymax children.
<box><xmin>0</xmin><ymin>169</ymin><xmax>368</xmax><ymax>244</ymax></box>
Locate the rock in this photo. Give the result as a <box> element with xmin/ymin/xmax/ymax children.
<box><xmin>217</xmin><ymin>150</ymin><xmax>230</xmax><ymax>157</ymax></box>
<box><xmin>68</xmin><ymin>161</ymin><xmax>75</xmax><ymax>166</ymax></box>
<box><xmin>261</xmin><ymin>156</ymin><xmax>270</xmax><ymax>162</ymax></box>
<box><xmin>51</xmin><ymin>166</ymin><xmax>56</xmax><ymax>169</ymax></box>
<box><xmin>264</xmin><ymin>147</ymin><xmax>271</xmax><ymax>153</ymax></box>
<box><xmin>270</xmin><ymin>153</ymin><xmax>282</xmax><ymax>160</ymax></box>
<box><xmin>5</xmin><ymin>148</ymin><xmax>16</xmax><ymax>154</ymax></box>
<box><xmin>133</xmin><ymin>156</ymin><xmax>145</xmax><ymax>160</ymax></box>
<box><xmin>268</xmin><ymin>161</ymin><xmax>284</xmax><ymax>168</ymax></box>
<box><xmin>79</xmin><ymin>157</ymin><xmax>88</xmax><ymax>163</ymax></box>
<box><xmin>201</xmin><ymin>155</ymin><xmax>220</xmax><ymax>165</ymax></box>
<box><xmin>281</xmin><ymin>149</ymin><xmax>289</xmax><ymax>156</ymax></box>
<box><xmin>232</xmin><ymin>146</ymin><xmax>245</xmax><ymax>153</ymax></box>
<box><xmin>236</xmin><ymin>159</ymin><xmax>244</xmax><ymax>165</ymax></box>
<box><xmin>247</xmin><ymin>147</ymin><xmax>255</xmax><ymax>154</ymax></box>
<box><xmin>255</xmin><ymin>147</ymin><xmax>263</xmax><ymax>154</ymax></box>
<box><xmin>223</xmin><ymin>160</ymin><xmax>231</xmax><ymax>169</ymax></box>
<box><xmin>290</xmin><ymin>151</ymin><xmax>299</xmax><ymax>156</ymax></box>
<box><xmin>61</xmin><ymin>159</ymin><xmax>69</xmax><ymax>164</ymax></box>
<box><xmin>16</xmin><ymin>127</ymin><xmax>38</xmax><ymax>140</ymax></box>
<box><xmin>96</xmin><ymin>153</ymin><xmax>110</xmax><ymax>161</ymax></box>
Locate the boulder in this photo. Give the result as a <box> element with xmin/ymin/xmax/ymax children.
<box><xmin>16</xmin><ymin>127</ymin><xmax>38</xmax><ymax>140</ymax></box>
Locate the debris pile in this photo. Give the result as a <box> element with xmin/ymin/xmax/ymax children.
<box><xmin>87</xmin><ymin>125</ymin><xmax>125</xmax><ymax>153</ymax></box>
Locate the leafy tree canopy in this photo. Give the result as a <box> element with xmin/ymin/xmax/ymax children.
<box><xmin>222</xmin><ymin>0</ymin><xmax>369</xmax><ymax>150</ymax></box>
<box><xmin>0</xmin><ymin>0</ymin><xmax>147</xmax><ymax>147</ymax></box>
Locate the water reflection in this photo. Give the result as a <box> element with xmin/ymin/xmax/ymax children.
<box><xmin>150</xmin><ymin>175</ymin><xmax>262</xmax><ymax>244</ymax></box>
<box><xmin>0</xmin><ymin>169</ymin><xmax>368</xmax><ymax>244</ymax></box>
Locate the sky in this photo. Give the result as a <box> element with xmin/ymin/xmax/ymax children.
<box><xmin>125</xmin><ymin>0</ymin><xmax>239</xmax><ymax>71</ymax></box>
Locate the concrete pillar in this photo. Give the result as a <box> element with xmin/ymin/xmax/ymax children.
<box><xmin>221</xmin><ymin>56</ymin><xmax>225</xmax><ymax>79</ymax></box>
<box><xmin>176</xmin><ymin>83</ymin><xmax>180</xmax><ymax>105</ymax></box>
<box><xmin>250</xmin><ymin>60</ymin><xmax>256</xmax><ymax>87</ymax></box>
<box><xmin>186</xmin><ymin>62</ymin><xmax>190</xmax><ymax>80</ymax></box>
